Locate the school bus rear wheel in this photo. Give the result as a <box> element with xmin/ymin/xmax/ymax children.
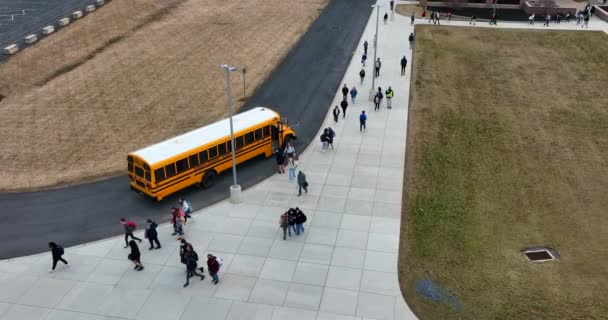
<box><xmin>201</xmin><ymin>171</ymin><xmax>217</xmax><ymax>189</ymax></box>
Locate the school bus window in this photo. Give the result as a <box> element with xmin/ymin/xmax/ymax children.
<box><xmin>263</xmin><ymin>126</ymin><xmax>270</xmax><ymax>137</ymax></box>
<box><xmin>128</xmin><ymin>163</ymin><xmax>133</xmax><ymax>172</ymax></box>
<box><xmin>189</xmin><ymin>154</ymin><xmax>199</xmax><ymax>167</ymax></box>
<box><xmin>176</xmin><ymin>158</ymin><xmax>189</xmax><ymax>173</ymax></box>
<box><xmin>227</xmin><ymin>140</ymin><xmax>232</xmax><ymax>152</ymax></box>
<box><xmin>127</xmin><ymin>156</ymin><xmax>133</xmax><ymax>163</ymax></box>
<box><xmin>143</xmin><ymin>163</ymin><xmax>150</xmax><ymax>171</ymax></box>
<box><xmin>165</xmin><ymin>163</ymin><xmax>176</xmax><ymax>177</ymax></box>
<box><xmin>255</xmin><ymin>128</ymin><xmax>263</xmax><ymax>140</ymax></box>
<box><xmin>199</xmin><ymin>150</ymin><xmax>208</xmax><ymax>163</ymax></box>
<box><xmin>208</xmin><ymin>146</ymin><xmax>218</xmax><ymax>159</ymax></box>
<box><xmin>145</xmin><ymin>171</ymin><xmax>151</xmax><ymax>181</ymax></box>
<box><xmin>154</xmin><ymin>168</ymin><xmax>166</xmax><ymax>182</ymax></box>
<box><xmin>245</xmin><ymin>132</ymin><xmax>254</xmax><ymax>144</ymax></box>
<box><xmin>235</xmin><ymin>136</ymin><xmax>244</xmax><ymax>149</ymax></box>
<box><xmin>135</xmin><ymin>166</ymin><xmax>144</xmax><ymax>178</ymax></box>
<box><xmin>218</xmin><ymin>143</ymin><xmax>227</xmax><ymax>156</ymax></box>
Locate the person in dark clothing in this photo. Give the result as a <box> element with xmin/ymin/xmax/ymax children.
<box><xmin>340</xmin><ymin>99</ymin><xmax>348</xmax><ymax>119</ymax></box>
<box><xmin>48</xmin><ymin>242</ymin><xmax>68</xmax><ymax>273</ymax></box>
<box><xmin>361</xmin><ymin>53</ymin><xmax>367</xmax><ymax>67</ymax></box>
<box><xmin>297</xmin><ymin>171</ymin><xmax>308</xmax><ymax>196</ymax></box>
<box><xmin>326</xmin><ymin>127</ymin><xmax>335</xmax><ymax>149</ymax></box>
<box><xmin>294</xmin><ymin>208</ymin><xmax>307</xmax><ymax>235</ymax></box>
<box><xmin>363</xmin><ymin>40</ymin><xmax>368</xmax><ymax>55</ymax></box>
<box><xmin>359</xmin><ymin>110</ymin><xmax>367</xmax><ymax>132</ymax></box>
<box><xmin>400</xmin><ymin>56</ymin><xmax>407</xmax><ymax>75</ymax></box>
<box><xmin>341</xmin><ymin>84</ymin><xmax>349</xmax><ymax>101</ymax></box>
<box><xmin>128</xmin><ymin>240</ymin><xmax>144</xmax><ymax>271</ymax></box>
<box><xmin>145</xmin><ymin>219</ymin><xmax>161</xmax><ymax>250</ymax></box>
<box><xmin>383</xmin><ymin>12</ymin><xmax>388</xmax><ymax>24</ymax></box>
<box><xmin>183</xmin><ymin>246</ymin><xmax>205</xmax><ymax>287</ymax></box>
<box><xmin>373</xmin><ymin>94</ymin><xmax>381</xmax><ymax>111</ymax></box>
<box><xmin>390</xmin><ymin>0</ymin><xmax>394</xmax><ymax>11</ymax></box>
<box><xmin>359</xmin><ymin>68</ymin><xmax>366</xmax><ymax>84</ymax></box>
<box><xmin>374</xmin><ymin>58</ymin><xmax>381</xmax><ymax>77</ymax></box>
<box><xmin>408</xmin><ymin>33</ymin><xmax>415</xmax><ymax>50</ymax></box>
<box><xmin>276</xmin><ymin>150</ymin><xmax>286</xmax><ymax>174</ymax></box>
<box><xmin>207</xmin><ymin>254</ymin><xmax>220</xmax><ymax>284</ymax></box>
<box><xmin>288</xmin><ymin>208</ymin><xmax>298</xmax><ymax>235</ymax></box>
<box><xmin>120</xmin><ymin>218</ymin><xmax>142</xmax><ymax>248</ymax></box>
<box><xmin>333</xmin><ymin>106</ymin><xmax>340</xmax><ymax>123</ymax></box>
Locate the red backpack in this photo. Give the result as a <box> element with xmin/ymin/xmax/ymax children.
<box><xmin>126</xmin><ymin>221</ymin><xmax>137</xmax><ymax>230</ymax></box>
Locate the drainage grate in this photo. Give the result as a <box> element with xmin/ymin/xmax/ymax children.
<box><xmin>523</xmin><ymin>247</ymin><xmax>557</xmax><ymax>262</ymax></box>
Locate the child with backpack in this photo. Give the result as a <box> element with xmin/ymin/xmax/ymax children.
<box><xmin>120</xmin><ymin>218</ymin><xmax>142</xmax><ymax>248</ymax></box>
<box><xmin>179</xmin><ymin>198</ymin><xmax>193</xmax><ymax>223</ymax></box>
<box><xmin>183</xmin><ymin>245</ymin><xmax>205</xmax><ymax>287</ymax></box>
<box><xmin>48</xmin><ymin>242</ymin><xmax>69</xmax><ymax>272</ymax></box>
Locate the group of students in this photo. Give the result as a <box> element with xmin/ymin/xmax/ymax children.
<box><xmin>279</xmin><ymin>207</ymin><xmax>308</xmax><ymax>240</ymax></box>
<box><xmin>275</xmin><ymin>142</ymin><xmax>309</xmax><ymax>196</ymax></box>
<box><xmin>179</xmin><ymin>239</ymin><xmax>222</xmax><ymax>287</ymax></box>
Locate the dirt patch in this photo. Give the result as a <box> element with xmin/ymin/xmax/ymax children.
<box><xmin>401</xmin><ymin>26</ymin><xmax>608</xmax><ymax>319</ymax></box>
<box><xmin>0</xmin><ymin>0</ymin><xmax>328</xmax><ymax>191</ymax></box>
<box><xmin>395</xmin><ymin>4</ymin><xmax>425</xmax><ymax>17</ymax></box>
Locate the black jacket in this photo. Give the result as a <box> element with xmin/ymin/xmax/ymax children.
<box><xmin>130</xmin><ymin>244</ymin><xmax>141</xmax><ymax>259</ymax></box>
<box><xmin>146</xmin><ymin>222</ymin><xmax>158</xmax><ymax>238</ymax></box>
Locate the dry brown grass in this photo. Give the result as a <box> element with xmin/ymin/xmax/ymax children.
<box><xmin>0</xmin><ymin>0</ymin><xmax>327</xmax><ymax>191</ymax></box>
<box><xmin>395</xmin><ymin>4</ymin><xmax>424</xmax><ymax>17</ymax></box>
<box><xmin>401</xmin><ymin>26</ymin><xmax>608</xmax><ymax>319</ymax></box>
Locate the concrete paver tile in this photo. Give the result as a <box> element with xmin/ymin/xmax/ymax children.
<box><xmin>226</xmin><ymin>255</ymin><xmax>266</xmax><ymax>277</ymax></box>
<box><xmin>97</xmin><ymin>287</ymin><xmax>151</xmax><ymax>319</ymax></box>
<box><xmin>310</xmin><ymin>211</ymin><xmax>342</xmax><ymax>229</ymax></box>
<box><xmin>0</xmin><ymin>302</ymin><xmax>11</xmax><ymax>318</ymax></box>
<box><xmin>291</xmin><ymin>262</ymin><xmax>329</xmax><ymax>286</ymax></box>
<box><xmin>319</xmin><ymin>287</ymin><xmax>358</xmax><ymax>316</ymax></box>
<box><xmin>360</xmin><ymin>270</ymin><xmax>400</xmax><ymax>296</ymax></box>
<box><xmin>272</xmin><ymin>306</ymin><xmax>317</xmax><ymax>320</ymax></box>
<box><xmin>179</xmin><ymin>297</ymin><xmax>232</xmax><ymax>320</ymax></box>
<box><xmin>299</xmin><ymin>244</ymin><xmax>334</xmax><ymax>265</ymax></box>
<box><xmin>335</xmin><ymin>229</ymin><xmax>369</xmax><ymax>250</ymax></box>
<box><xmin>247</xmin><ymin>220</ymin><xmax>280</xmax><ymax>239</ymax></box>
<box><xmin>347</xmin><ymin>187</ymin><xmax>375</xmax><ymax>202</ymax></box>
<box><xmin>17</xmin><ymin>277</ymin><xmax>76</xmax><ymax>308</ymax></box>
<box><xmin>364</xmin><ymin>251</ymin><xmax>398</xmax><ymax>273</ymax></box>
<box><xmin>237</xmin><ymin>237</ymin><xmax>274</xmax><ymax>257</ymax></box>
<box><xmin>213</xmin><ymin>274</ymin><xmax>257</xmax><ymax>301</ymax></box>
<box><xmin>344</xmin><ymin>199</ymin><xmax>374</xmax><ymax>216</ymax></box>
<box><xmin>259</xmin><ymin>258</ymin><xmax>297</xmax><ymax>282</ymax></box>
<box><xmin>229</xmin><ymin>204</ymin><xmax>262</xmax><ymax>219</ymax></box>
<box><xmin>268</xmin><ymin>241</ymin><xmax>304</xmax><ymax>261</ymax></box>
<box><xmin>316</xmin><ymin>197</ymin><xmax>346</xmax><ymax>213</ymax></box>
<box><xmin>316</xmin><ymin>311</ymin><xmax>361</xmax><ymax>320</ymax></box>
<box><xmin>226</xmin><ymin>301</ymin><xmax>275</xmax><ymax>320</ymax></box>
<box><xmin>305</xmin><ymin>227</ymin><xmax>338</xmax><ymax>246</ymax></box>
<box><xmin>135</xmin><ymin>289</ymin><xmax>192</xmax><ymax>320</ymax></box>
<box><xmin>265</xmin><ymin>191</ymin><xmax>295</xmax><ymax>207</ymax></box>
<box><xmin>249</xmin><ymin>279</ymin><xmax>290</xmax><ymax>306</ymax></box>
<box><xmin>207</xmin><ymin>234</ymin><xmax>244</xmax><ymax>254</ymax></box>
<box><xmin>0</xmin><ymin>304</ymin><xmax>50</xmax><ymax>320</ymax></box>
<box><xmin>372</xmin><ymin>202</ymin><xmax>401</xmax><ymax>218</ymax></box>
<box><xmin>325</xmin><ymin>173</ymin><xmax>353</xmax><ymax>186</ymax></box>
<box><xmin>43</xmin><ymin>309</ymin><xmax>108</xmax><ymax>320</ymax></box>
<box><xmin>283</xmin><ymin>283</ymin><xmax>323</xmax><ymax>311</ymax></box>
<box><xmin>56</xmin><ymin>282</ymin><xmax>112</xmax><ymax>314</ymax></box>
<box><xmin>369</xmin><ymin>217</ymin><xmax>400</xmax><ymax>235</ymax></box>
<box><xmin>356</xmin><ymin>292</ymin><xmax>395</xmax><ymax>320</ymax></box>
<box><xmin>330</xmin><ymin>247</ymin><xmax>366</xmax><ymax>269</ymax></box>
<box><xmin>373</xmin><ymin>190</ymin><xmax>401</xmax><ymax>204</ymax></box>
<box><xmin>340</xmin><ymin>215</ymin><xmax>371</xmax><ymax>232</ymax></box>
<box><xmin>367</xmin><ymin>233</ymin><xmax>399</xmax><ymax>253</ymax></box>
<box><xmin>0</xmin><ymin>274</ymin><xmax>39</xmax><ymax>303</ymax></box>
<box><xmin>325</xmin><ymin>266</ymin><xmax>362</xmax><ymax>291</ymax></box>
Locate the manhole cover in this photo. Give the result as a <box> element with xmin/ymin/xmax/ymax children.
<box><xmin>523</xmin><ymin>246</ymin><xmax>558</xmax><ymax>262</ymax></box>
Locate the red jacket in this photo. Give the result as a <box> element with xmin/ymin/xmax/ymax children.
<box><xmin>207</xmin><ymin>257</ymin><xmax>220</xmax><ymax>274</ymax></box>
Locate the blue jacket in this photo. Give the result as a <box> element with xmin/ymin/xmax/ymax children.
<box><xmin>359</xmin><ymin>113</ymin><xmax>367</xmax><ymax>122</ymax></box>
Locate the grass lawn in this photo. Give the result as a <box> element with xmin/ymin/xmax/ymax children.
<box><xmin>400</xmin><ymin>26</ymin><xmax>608</xmax><ymax>319</ymax></box>
<box><xmin>0</xmin><ymin>0</ymin><xmax>327</xmax><ymax>191</ymax></box>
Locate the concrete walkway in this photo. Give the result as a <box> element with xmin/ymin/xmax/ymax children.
<box><xmin>0</xmin><ymin>2</ymin><xmax>417</xmax><ymax>320</ymax></box>
<box><xmin>1</xmin><ymin>2</ymin><xmax>606</xmax><ymax>320</ymax></box>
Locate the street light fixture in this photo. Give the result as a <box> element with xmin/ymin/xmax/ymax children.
<box><xmin>369</xmin><ymin>2</ymin><xmax>384</xmax><ymax>101</ymax></box>
<box><xmin>220</xmin><ymin>64</ymin><xmax>242</xmax><ymax>203</ymax></box>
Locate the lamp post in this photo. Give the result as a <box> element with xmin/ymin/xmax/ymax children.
<box><xmin>220</xmin><ymin>64</ymin><xmax>242</xmax><ymax>203</ymax></box>
<box><xmin>369</xmin><ymin>3</ymin><xmax>383</xmax><ymax>101</ymax></box>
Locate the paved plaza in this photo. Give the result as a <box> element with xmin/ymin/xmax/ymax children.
<box><xmin>1</xmin><ymin>1</ymin><xmax>607</xmax><ymax>320</ymax></box>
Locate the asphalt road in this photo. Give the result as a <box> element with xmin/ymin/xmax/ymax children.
<box><xmin>0</xmin><ymin>0</ymin><xmax>375</xmax><ymax>259</ymax></box>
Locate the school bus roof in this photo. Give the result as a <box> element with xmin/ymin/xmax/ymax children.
<box><xmin>131</xmin><ymin>107</ymin><xmax>279</xmax><ymax>166</ymax></box>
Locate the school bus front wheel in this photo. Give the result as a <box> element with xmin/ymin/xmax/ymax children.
<box><xmin>201</xmin><ymin>171</ymin><xmax>217</xmax><ymax>189</ymax></box>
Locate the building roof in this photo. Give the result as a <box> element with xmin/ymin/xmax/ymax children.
<box><xmin>131</xmin><ymin>107</ymin><xmax>279</xmax><ymax>166</ymax></box>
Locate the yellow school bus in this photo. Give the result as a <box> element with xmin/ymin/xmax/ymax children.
<box><xmin>127</xmin><ymin>107</ymin><xmax>296</xmax><ymax>200</ymax></box>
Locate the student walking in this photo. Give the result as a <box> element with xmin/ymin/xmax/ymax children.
<box><xmin>359</xmin><ymin>68</ymin><xmax>366</xmax><ymax>84</ymax></box>
<box><xmin>374</xmin><ymin>58</ymin><xmax>381</xmax><ymax>77</ymax></box>
<box><xmin>435</xmin><ymin>11</ymin><xmax>441</xmax><ymax>25</ymax></box>
<box><xmin>376</xmin><ymin>87</ymin><xmax>384</xmax><ymax>108</ymax></box>
<box><xmin>207</xmin><ymin>254</ymin><xmax>221</xmax><ymax>285</ymax></box>
<box><xmin>171</xmin><ymin>208</ymin><xmax>185</xmax><ymax>238</ymax></box>
<box><xmin>363</xmin><ymin>40</ymin><xmax>368</xmax><ymax>55</ymax></box>
<box><xmin>294</xmin><ymin>208</ymin><xmax>307</xmax><ymax>235</ymax></box>
<box><xmin>280</xmin><ymin>211</ymin><xmax>291</xmax><ymax>240</ymax></box>
<box><xmin>48</xmin><ymin>242</ymin><xmax>69</xmax><ymax>273</ymax></box>
<box><xmin>359</xmin><ymin>110</ymin><xmax>367</xmax><ymax>132</ymax></box>
<box><xmin>333</xmin><ymin>106</ymin><xmax>340</xmax><ymax>123</ymax></box>
<box><xmin>411</xmin><ymin>12</ymin><xmax>415</xmax><ymax>25</ymax></box>
<box><xmin>544</xmin><ymin>14</ymin><xmax>550</xmax><ymax>26</ymax></box>
<box><xmin>128</xmin><ymin>240</ymin><xmax>144</xmax><ymax>271</ymax></box>
<box><xmin>287</xmin><ymin>157</ymin><xmax>298</xmax><ymax>182</ymax></box>
<box><xmin>120</xmin><ymin>218</ymin><xmax>142</xmax><ymax>248</ymax></box>
<box><xmin>447</xmin><ymin>11</ymin><xmax>452</xmax><ymax>22</ymax></box>
<box><xmin>565</xmin><ymin>12</ymin><xmax>571</xmax><ymax>23</ymax></box>
<box><xmin>179</xmin><ymin>198</ymin><xmax>192</xmax><ymax>223</ymax></box>
<box><xmin>383</xmin><ymin>12</ymin><xmax>388</xmax><ymax>24</ymax></box>
<box><xmin>288</xmin><ymin>209</ymin><xmax>298</xmax><ymax>235</ymax></box>
<box><xmin>326</xmin><ymin>127</ymin><xmax>335</xmax><ymax>149</ymax></box>
<box><xmin>490</xmin><ymin>12</ymin><xmax>497</xmax><ymax>25</ymax></box>
<box><xmin>408</xmin><ymin>33</ymin><xmax>415</xmax><ymax>50</ymax></box>
<box><xmin>145</xmin><ymin>219</ymin><xmax>161</xmax><ymax>250</ymax></box>
<box><xmin>390</xmin><ymin>0</ymin><xmax>394</xmax><ymax>11</ymax></box>
<box><xmin>576</xmin><ymin>11</ymin><xmax>581</xmax><ymax>25</ymax></box>
<box><xmin>385</xmin><ymin>86</ymin><xmax>394</xmax><ymax>109</ymax></box>
<box><xmin>529</xmin><ymin>14</ymin><xmax>535</xmax><ymax>24</ymax></box>
<box><xmin>373</xmin><ymin>94</ymin><xmax>381</xmax><ymax>111</ymax></box>
<box><xmin>320</xmin><ymin>129</ymin><xmax>329</xmax><ymax>152</ymax></box>
<box><xmin>400</xmin><ymin>56</ymin><xmax>407</xmax><ymax>75</ymax></box>
<box><xmin>582</xmin><ymin>13</ymin><xmax>589</xmax><ymax>28</ymax></box>
<box><xmin>361</xmin><ymin>53</ymin><xmax>367</xmax><ymax>67</ymax></box>
<box><xmin>469</xmin><ymin>15</ymin><xmax>476</xmax><ymax>25</ymax></box>
<box><xmin>350</xmin><ymin>86</ymin><xmax>358</xmax><ymax>104</ymax></box>
<box><xmin>276</xmin><ymin>150</ymin><xmax>286</xmax><ymax>174</ymax></box>
<box><xmin>341</xmin><ymin>84</ymin><xmax>349</xmax><ymax>101</ymax></box>
<box><xmin>340</xmin><ymin>99</ymin><xmax>348</xmax><ymax>119</ymax></box>
<box><xmin>183</xmin><ymin>246</ymin><xmax>204</xmax><ymax>287</ymax></box>
<box><xmin>297</xmin><ymin>171</ymin><xmax>308</xmax><ymax>196</ymax></box>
